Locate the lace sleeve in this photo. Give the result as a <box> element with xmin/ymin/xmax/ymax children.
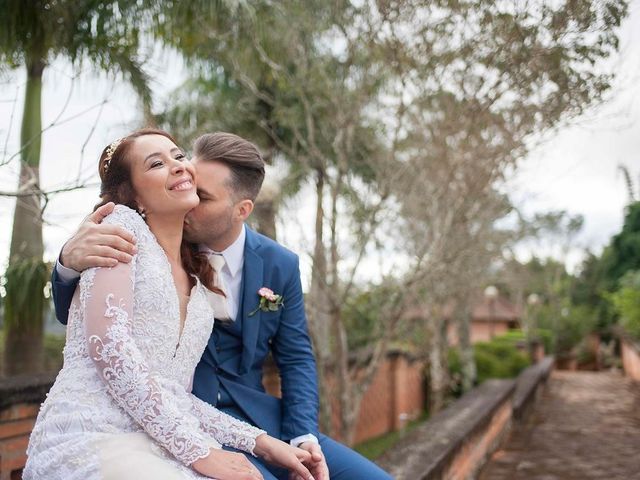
<box><xmin>189</xmin><ymin>393</ymin><xmax>266</xmax><ymax>455</ymax></box>
<box><xmin>82</xmin><ymin>251</ymin><xmax>217</xmax><ymax>466</ymax></box>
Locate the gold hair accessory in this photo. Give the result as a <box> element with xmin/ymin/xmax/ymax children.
<box><xmin>103</xmin><ymin>138</ymin><xmax>123</xmax><ymax>172</ymax></box>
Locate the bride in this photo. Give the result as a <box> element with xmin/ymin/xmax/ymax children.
<box><xmin>24</xmin><ymin>129</ymin><xmax>315</xmax><ymax>480</ymax></box>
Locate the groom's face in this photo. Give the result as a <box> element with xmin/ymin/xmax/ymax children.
<box><xmin>183</xmin><ymin>158</ymin><xmax>237</xmax><ymax>246</ymax></box>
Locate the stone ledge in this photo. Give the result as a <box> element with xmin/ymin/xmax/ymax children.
<box><xmin>377</xmin><ymin>379</ymin><xmax>515</xmax><ymax>480</ymax></box>
<box><xmin>512</xmin><ymin>356</ymin><xmax>555</xmax><ymax>420</ymax></box>
<box><xmin>0</xmin><ymin>373</ymin><xmax>57</xmax><ymax>411</ymax></box>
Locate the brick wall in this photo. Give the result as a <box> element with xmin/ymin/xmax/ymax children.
<box><xmin>0</xmin><ymin>373</ymin><xmax>55</xmax><ymax>480</ymax></box>
<box><xmin>621</xmin><ymin>337</ymin><xmax>640</xmax><ymax>381</ymax></box>
<box><xmin>0</xmin><ymin>404</ymin><xmax>38</xmax><ymax>480</ymax></box>
<box><xmin>444</xmin><ymin>399</ymin><xmax>512</xmax><ymax>480</ymax></box>
<box><xmin>378</xmin><ymin>357</ymin><xmax>555</xmax><ymax>480</ymax></box>
<box><xmin>263</xmin><ymin>351</ymin><xmax>426</xmax><ymax>445</ymax></box>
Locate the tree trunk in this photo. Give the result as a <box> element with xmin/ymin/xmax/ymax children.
<box><xmin>332</xmin><ymin>306</ymin><xmax>355</xmax><ymax>445</ymax></box>
<box><xmin>307</xmin><ymin>170</ymin><xmax>334</xmax><ymax>433</ymax></box>
<box><xmin>308</xmin><ymin>170</ymin><xmax>332</xmax><ymax>361</ymax></box>
<box><xmin>428</xmin><ymin>314</ymin><xmax>447</xmax><ymax>413</ymax></box>
<box><xmin>457</xmin><ymin>300</ymin><xmax>476</xmax><ymax>393</ymax></box>
<box><xmin>4</xmin><ymin>321</ymin><xmax>44</xmax><ymax>377</ymax></box>
<box><xmin>315</xmin><ymin>357</ymin><xmax>334</xmax><ymax>437</ymax></box>
<box><xmin>253</xmin><ymin>176</ymin><xmax>279</xmax><ymax>240</ymax></box>
<box><xmin>9</xmin><ymin>59</ymin><xmax>44</xmax><ymax>261</ymax></box>
<box><xmin>4</xmin><ymin>58</ymin><xmax>46</xmax><ymax>376</ymax></box>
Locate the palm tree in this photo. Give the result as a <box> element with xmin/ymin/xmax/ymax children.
<box><xmin>0</xmin><ymin>0</ymin><xmax>154</xmax><ymax>376</ymax></box>
<box><xmin>618</xmin><ymin>164</ymin><xmax>637</xmax><ymax>204</ymax></box>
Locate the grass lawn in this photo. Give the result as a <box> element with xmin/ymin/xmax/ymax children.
<box><xmin>354</xmin><ymin>412</ymin><xmax>428</xmax><ymax>460</ymax></box>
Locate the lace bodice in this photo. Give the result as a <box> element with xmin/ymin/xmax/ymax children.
<box><xmin>25</xmin><ymin>205</ymin><xmax>264</xmax><ymax>479</ymax></box>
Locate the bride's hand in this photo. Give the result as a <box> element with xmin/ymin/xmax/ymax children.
<box><xmin>253</xmin><ymin>434</ymin><xmax>315</xmax><ymax>480</ymax></box>
<box><xmin>192</xmin><ymin>448</ymin><xmax>263</xmax><ymax>480</ymax></box>
<box><xmin>61</xmin><ymin>202</ymin><xmax>137</xmax><ymax>271</ymax></box>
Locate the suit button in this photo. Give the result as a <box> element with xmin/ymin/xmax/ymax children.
<box><xmin>216</xmin><ymin>346</ymin><xmax>221</xmax><ymax>352</ymax></box>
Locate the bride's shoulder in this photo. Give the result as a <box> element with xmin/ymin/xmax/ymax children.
<box><xmin>102</xmin><ymin>204</ymin><xmax>147</xmax><ymax>234</ymax></box>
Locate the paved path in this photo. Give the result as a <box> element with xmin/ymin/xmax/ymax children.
<box><xmin>479</xmin><ymin>370</ymin><xmax>640</xmax><ymax>480</ymax></box>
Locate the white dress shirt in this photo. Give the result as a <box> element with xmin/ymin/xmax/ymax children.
<box><xmin>199</xmin><ymin>225</ymin><xmax>246</xmax><ymax>322</ymax></box>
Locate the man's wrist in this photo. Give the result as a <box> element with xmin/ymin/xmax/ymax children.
<box><xmin>290</xmin><ymin>433</ymin><xmax>319</xmax><ymax>448</ymax></box>
<box><xmin>55</xmin><ymin>257</ymin><xmax>80</xmax><ymax>282</ymax></box>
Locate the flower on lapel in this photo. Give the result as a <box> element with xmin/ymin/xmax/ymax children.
<box><xmin>249</xmin><ymin>287</ymin><xmax>285</xmax><ymax>316</ymax></box>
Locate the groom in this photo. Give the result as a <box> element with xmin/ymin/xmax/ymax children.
<box><xmin>51</xmin><ymin>132</ymin><xmax>393</xmax><ymax>480</ymax></box>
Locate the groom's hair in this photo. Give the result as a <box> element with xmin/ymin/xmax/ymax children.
<box><xmin>193</xmin><ymin>132</ymin><xmax>265</xmax><ymax>202</ymax></box>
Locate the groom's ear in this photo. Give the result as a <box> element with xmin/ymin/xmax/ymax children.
<box><xmin>236</xmin><ymin>199</ymin><xmax>254</xmax><ymax>221</ymax></box>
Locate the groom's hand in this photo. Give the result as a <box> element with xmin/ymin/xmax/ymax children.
<box><xmin>60</xmin><ymin>202</ymin><xmax>137</xmax><ymax>272</ymax></box>
<box><xmin>254</xmin><ymin>434</ymin><xmax>315</xmax><ymax>480</ymax></box>
<box><xmin>292</xmin><ymin>442</ymin><xmax>328</xmax><ymax>480</ymax></box>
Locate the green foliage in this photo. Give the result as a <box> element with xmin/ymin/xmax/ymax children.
<box><xmin>608</xmin><ymin>270</ymin><xmax>640</xmax><ymax>340</ymax></box>
<box><xmin>496</xmin><ymin>330</ymin><xmax>527</xmax><ymax>343</ymax></box>
<box><xmin>535</xmin><ymin>328</ymin><xmax>554</xmax><ymax>354</ymax></box>
<box><xmin>342</xmin><ymin>283</ymin><xmax>405</xmax><ymax>351</ymax></box>
<box><xmin>567</xmin><ymin>202</ymin><xmax>640</xmax><ymax>334</ymax></box>
<box><xmin>571</xmin><ymin>252</ymin><xmax>614</xmax><ymax>331</ymax></box>
<box><xmin>449</xmin><ymin>332</ymin><xmax>531</xmax><ymax>390</ymax></box>
<box><xmin>601</xmin><ymin>202</ymin><xmax>640</xmax><ymax>290</ymax></box>
<box><xmin>523</xmin><ymin>256</ymin><xmax>575</xmax><ymax>300</ymax></box>
<box><xmin>474</xmin><ymin>339</ymin><xmax>530</xmax><ymax>383</ymax></box>
<box><xmin>0</xmin><ymin>0</ymin><xmax>154</xmax><ymax>107</ymax></box>
<box><xmin>3</xmin><ymin>258</ymin><xmax>50</xmax><ymax>328</ymax></box>
<box><xmin>533</xmin><ymin>303</ymin><xmax>597</xmax><ymax>354</ymax></box>
<box><xmin>556</xmin><ymin>305</ymin><xmax>598</xmax><ymax>354</ymax></box>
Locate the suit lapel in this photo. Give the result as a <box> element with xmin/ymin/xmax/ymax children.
<box><xmin>239</xmin><ymin>228</ymin><xmax>263</xmax><ymax>374</ymax></box>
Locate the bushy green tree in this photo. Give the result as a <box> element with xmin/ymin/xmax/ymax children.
<box><xmin>570</xmin><ymin>202</ymin><xmax>640</xmax><ymax>334</ymax></box>
<box><xmin>601</xmin><ymin>202</ymin><xmax>640</xmax><ymax>290</ymax></box>
<box><xmin>608</xmin><ymin>270</ymin><xmax>640</xmax><ymax>340</ymax></box>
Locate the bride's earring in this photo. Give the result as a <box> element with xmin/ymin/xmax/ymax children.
<box><xmin>138</xmin><ymin>207</ymin><xmax>146</xmax><ymax>219</ymax></box>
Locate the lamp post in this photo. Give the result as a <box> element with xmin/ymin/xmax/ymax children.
<box><xmin>526</xmin><ymin>293</ymin><xmax>541</xmax><ymax>361</ymax></box>
<box><xmin>526</xmin><ymin>293</ymin><xmax>541</xmax><ymax>339</ymax></box>
<box><xmin>484</xmin><ymin>285</ymin><xmax>498</xmax><ymax>340</ymax></box>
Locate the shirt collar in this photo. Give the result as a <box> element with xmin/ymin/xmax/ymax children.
<box><xmin>199</xmin><ymin>225</ymin><xmax>246</xmax><ymax>277</ymax></box>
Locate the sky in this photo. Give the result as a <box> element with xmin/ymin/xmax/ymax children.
<box><xmin>504</xmin><ymin>0</ymin><xmax>640</xmax><ymax>269</ymax></box>
<box><xmin>1</xmin><ymin>2</ymin><xmax>640</xmax><ymax>279</ymax></box>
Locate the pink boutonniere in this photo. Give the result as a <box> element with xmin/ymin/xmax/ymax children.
<box><xmin>249</xmin><ymin>287</ymin><xmax>285</xmax><ymax>316</ymax></box>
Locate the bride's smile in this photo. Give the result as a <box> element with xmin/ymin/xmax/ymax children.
<box><xmin>127</xmin><ymin>134</ymin><xmax>199</xmax><ymax>219</ymax></box>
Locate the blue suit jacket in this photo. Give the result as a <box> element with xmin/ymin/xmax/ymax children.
<box><xmin>52</xmin><ymin>226</ymin><xmax>319</xmax><ymax>441</ymax></box>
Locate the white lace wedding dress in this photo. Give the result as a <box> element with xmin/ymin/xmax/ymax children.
<box><xmin>24</xmin><ymin>205</ymin><xmax>265</xmax><ymax>480</ymax></box>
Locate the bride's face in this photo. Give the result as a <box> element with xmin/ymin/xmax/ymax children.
<box><xmin>128</xmin><ymin>134</ymin><xmax>199</xmax><ymax>218</ymax></box>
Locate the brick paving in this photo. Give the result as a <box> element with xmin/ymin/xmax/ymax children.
<box><xmin>479</xmin><ymin>370</ymin><xmax>640</xmax><ymax>480</ymax></box>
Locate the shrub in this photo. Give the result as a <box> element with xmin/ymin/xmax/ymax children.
<box><xmin>474</xmin><ymin>339</ymin><xmax>529</xmax><ymax>382</ymax></box>
<box><xmin>608</xmin><ymin>270</ymin><xmax>640</xmax><ymax>341</ymax></box>
<box><xmin>553</xmin><ymin>305</ymin><xmax>598</xmax><ymax>354</ymax></box>
<box><xmin>448</xmin><ymin>331</ymin><xmax>531</xmax><ymax>390</ymax></box>
<box><xmin>534</xmin><ymin>328</ymin><xmax>553</xmax><ymax>354</ymax></box>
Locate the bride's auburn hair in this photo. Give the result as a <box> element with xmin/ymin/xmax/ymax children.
<box><xmin>95</xmin><ymin>128</ymin><xmax>220</xmax><ymax>295</ymax></box>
